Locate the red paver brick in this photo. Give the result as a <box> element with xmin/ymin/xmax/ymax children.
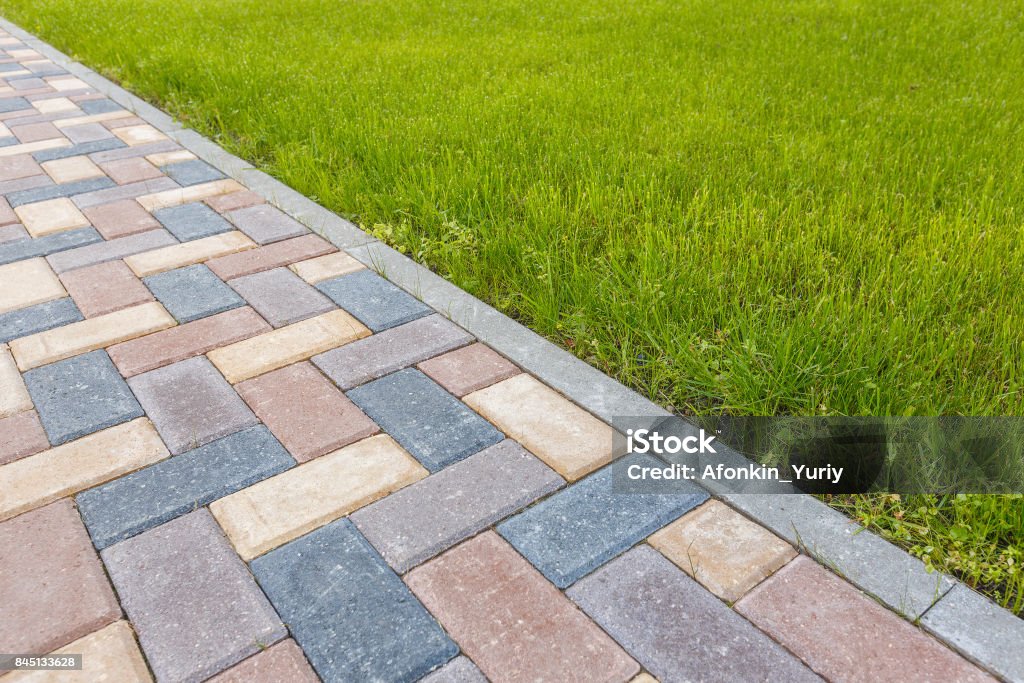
<box><xmin>207</xmin><ymin>639</ymin><xmax>319</xmax><ymax>683</ymax></box>
<box><xmin>0</xmin><ymin>409</ymin><xmax>49</xmax><ymax>465</ymax></box>
<box><xmin>205</xmin><ymin>190</ymin><xmax>265</xmax><ymax>213</ymax></box>
<box><xmin>10</xmin><ymin>121</ymin><xmax>61</xmax><ymax>143</ymax></box>
<box><xmin>735</xmin><ymin>555</ymin><xmax>994</xmax><ymax>683</ymax></box>
<box><xmin>0</xmin><ymin>154</ymin><xmax>42</xmax><ymax>182</ymax></box>
<box><xmin>98</xmin><ymin>157</ymin><xmax>162</xmax><ymax>185</ymax></box>
<box><xmin>104</xmin><ymin>115</ymin><xmax>146</xmax><ymax>130</ymax></box>
<box><xmin>0</xmin><ymin>197</ymin><xmax>18</xmax><ymax>226</ymax></box>
<box><xmin>236</xmin><ymin>361</ymin><xmax>378</xmax><ymax>462</ymax></box>
<box><xmin>59</xmin><ymin>260</ymin><xmax>154</xmax><ymax>318</ymax></box>
<box><xmin>406</xmin><ymin>531</ymin><xmax>640</xmax><ymax>683</ymax></box>
<box><xmin>108</xmin><ymin>306</ymin><xmax>271</xmax><ymax>377</ymax></box>
<box><xmin>81</xmin><ymin>199</ymin><xmax>160</xmax><ymax>239</ymax></box>
<box><xmin>206</xmin><ymin>233</ymin><xmax>336</xmax><ymax>280</ymax></box>
<box><xmin>418</xmin><ymin>342</ymin><xmax>520</xmax><ymax>397</ymax></box>
<box><xmin>0</xmin><ymin>499</ymin><xmax>121</xmax><ymax>655</ymax></box>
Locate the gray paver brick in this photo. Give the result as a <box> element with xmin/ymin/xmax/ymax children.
<box><xmin>226</xmin><ymin>203</ymin><xmax>308</xmax><ymax>245</ymax></box>
<box><xmin>32</xmin><ymin>138</ymin><xmax>125</xmax><ymax>163</ymax></box>
<box><xmin>153</xmin><ymin>201</ymin><xmax>233</xmax><ymax>242</ymax></box>
<box><xmin>6</xmin><ymin>176</ymin><xmax>115</xmax><ymax>208</ymax></box>
<box><xmin>227</xmin><ymin>266</ymin><xmax>334</xmax><ymax>327</ymax></box>
<box><xmin>0</xmin><ymin>224</ymin><xmax>29</xmax><ymax>244</ymax></box>
<box><xmin>79</xmin><ymin>98</ymin><xmax>122</xmax><ymax>115</ymax></box>
<box><xmin>313</xmin><ymin>314</ymin><xmax>473</xmax><ymax>390</ymax></box>
<box><xmin>0</xmin><ymin>96</ymin><xmax>30</xmax><ymax>113</ymax></box>
<box><xmin>161</xmin><ymin>159</ymin><xmax>225</xmax><ymax>186</ymax></box>
<box><xmin>0</xmin><ymin>226</ymin><xmax>102</xmax><ymax>266</ymax></box>
<box><xmin>352</xmin><ymin>439</ymin><xmax>563</xmax><ymax>573</ymax></box>
<box><xmin>45</xmin><ymin>227</ymin><xmax>177</xmax><ymax>274</ymax></box>
<box><xmin>25</xmin><ymin>349</ymin><xmax>143</xmax><ymax>446</ymax></box>
<box><xmin>71</xmin><ymin>175</ymin><xmax>179</xmax><ymax>209</ymax></box>
<box><xmin>62</xmin><ymin>122</ymin><xmax>114</xmax><ymax>144</ymax></box>
<box><xmin>347</xmin><ymin>368</ymin><xmax>504</xmax><ymax>472</ymax></box>
<box><xmin>316</xmin><ymin>269</ymin><xmax>431</xmax><ymax>332</ymax></box>
<box><xmin>497</xmin><ymin>454</ymin><xmax>708</xmax><ymax>588</ymax></box>
<box><xmin>144</xmin><ymin>263</ymin><xmax>244</xmax><ymax>323</ymax></box>
<box><xmin>567</xmin><ymin>545</ymin><xmax>821</xmax><ymax>682</ymax></box>
<box><xmin>101</xmin><ymin>509</ymin><xmax>287</xmax><ymax>683</ymax></box>
<box><xmin>88</xmin><ymin>139</ymin><xmax>180</xmax><ymax>164</ymax></box>
<box><xmin>77</xmin><ymin>425</ymin><xmax>294</xmax><ymax>549</ymax></box>
<box><xmin>0</xmin><ymin>296</ymin><xmax>82</xmax><ymax>344</ymax></box>
<box><xmin>128</xmin><ymin>355</ymin><xmax>258</xmax><ymax>454</ymax></box>
<box><xmin>0</xmin><ymin>176</ymin><xmax>51</xmax><ymax>196</ymax></box>
<box><xmin>418</xmin><ymin>657</ymin><xmax>488</xmax><ymax>683</ymax></box>
<box><xmin>251</xmin><ymin>518</ymin><xmax>458</xmax><ymax>683</ymax></box>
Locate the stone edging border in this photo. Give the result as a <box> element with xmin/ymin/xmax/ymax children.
<box><xmin>2</xmin><ymin>15</ymin><xmax>1020</xmax><ymax>681</ymax></box>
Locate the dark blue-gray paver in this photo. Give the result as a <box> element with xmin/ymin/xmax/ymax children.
<box><xmin>24</xmin><ymin>350</ymin><xmax>143</xmax><ymax>446</ymax></box>
<box><xmin>225</xmin><ymin>204</ymin><xmax>308</xmax><ymax>245</ymax></box>
<box><xmin>76</xmin><ymin>425</ymin><xmax>294</xmax><ymax>550</ymax></box>
<box><xmin>496</xmin><ymin>453</ymin><xmax>708</xmax><ymax>588</ymax></box>
<box><xmin>32</xmin><ymin>138</ymin><xmax>126</xmax><ymax>163</ymax></box>
<box><xmin>0</xmin><ymin>136</ymin><xmax>19</xmax><ymax>148</ymax></box>
<box><xmin>6</xmin><ymin>176</ymin><xmax>116</xmax><ymax>208</ymax></box>
<box><xmin>0</xmin><ymin>96</ymin><xmax>30</xmax><ymax>113</ymax></box>
<box><xmin>0</xmin><ymin>296</ymin><xmax>82</xmax><ymax>344</ymax></box>
<box><xmin>0</xmin><ymin>63</ymin><xmax>27</xmax><ymax>73</ymax></box>
<box><xmin>313</xmin><ymin>314</ymin><xmax>473</xmax><ymax>390</ymax></box>
<box><xmin>10</xmin><ymin>77</ymin><xmax>47</xmax><ymax>91</ymax></box>
<box><xmin>62</xmin><ymin>123</ymin><xmax>114</xmax><ymax>145</ymax></box>
<box><xmin>347</xmin><ymin>368</ymin><xmax>503</xmax><ymax>472</ymax></box>
<box><xmin>160</xmin><ymin>159</ymin><xmax>225</xmax><ymax>187</ymax></box>
<box><xmin>153</xmin><ymin>201</ymin><xmax>232</xmax><ymax>242</ymax></box>
<box><xmin>316</xmin><ymin>269</ymin><xmax>431</xmax><ymax>332</ymax></box>
<box><xmin>25</xmin><ymin>62</ymin><xmax>65</xmax><ymax>77</ymax></box>
<box><xmin>250</xmin><ymin>518</ymin><xmax>458</xmax><ymax>683</ymax></box>
<box><xmin>46</xmin><ymin>228</ymin><xmax>177</xmax><ymax>274</ymax></box>
<box><xmin>419</xmin><ymin>656</ymin><xmax>488</xmax><ymax>683</ymax></box>
<box><xmin>0</xmin><ymin>227</ymin><xmax>102</xmax><ymax>266</ymax></box>
<box><xmin>566</xmin><ymin>545</ymin><xmax>822</xmax><ymax>682</ymax></box>
<box><xmin>227</xmin><ymin>267</ymin><xmax>334</xmax><ymax>327</ymax></box>
<box><xmin>352</xmin><ymin>439</ymin><xmax>563</xmax><ymax>573</ymax></box>
<box><xmin>101</xmin><ymin>509</ymin><xmax>287</xmax><ymax>683</ymax></box>
<box><xmin>143</xmin><ymin>263</ymin><xmax>244</xmax><ymax>323</ymax></box>
<box><xmin>78</xmin><ymin>98</ymin><xmax>123</xmax><ymax>115</ymax></box>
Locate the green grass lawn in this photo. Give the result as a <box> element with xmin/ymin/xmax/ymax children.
<box><xmin>2</xmin><ymin>0</ymin><xmax>1021</xmax><ymax>611</ymax></box>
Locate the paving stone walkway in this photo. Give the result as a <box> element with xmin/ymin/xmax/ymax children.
<box><xmin>0</xmin><ymin>26</ymin><xmax>1016</xmax><ymax>683</ymax></box>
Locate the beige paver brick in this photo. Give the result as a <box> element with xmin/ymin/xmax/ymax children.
<box><xmin>32</xmin><ymin>96</ymin><xmax>77</xmax><ymax>115</ymax></box>
<box><xmin>111</xmin><ymin>123</ymin><xmax>168</xmax><ymax>146</ymax></box>
<box><xmin>0</xmin><ymin>257</ymin><xmax>67</xmax><ymax>314</ymax></box>
<box><xmin>14</xmin><ymin>197</ymin><xmax>90</xmax><ymax>237</ymax></box>
<box><xmin>464</xmin><ymin>373</ymin><xmax>615</xmax><ymax>481</ymax></box>
<box><xmin>211</xmin><ymin>434</ymin><xmax>427</xmax><ymax>560</ymax></box>
<box><xmin>208</xmin><ymin>309</ymin><xmax>370</xmax><ymax>383</ymax></box>
<box><xmin>0</xmin><ymin>418</ymin><xmax>170</xmax><ymax>522</ymax></box>
<box><xmin>52</xmin><ymin>110</ymin><xmax>133</xmax><ymax>129</ymax></box>
<box><xmin>9</xmin><ymin>301</ymin><xmax>176</xmax><ymax>371</ymax></box>
<box><xmin>46</xmin><ymin>77</ymin><xmax>90</xmax><ymax>91</ymax></box>
<box><xmin>123</xmin><ymin>230</ymin><xmax>256</xmax><ymax>277</ymax></box>
<box><xmin>40</xmin><ymin>156</ymin><xmax>104</xmax><ymax>183</ymax></box>
<box><xmin>4</xmin><ymin>621</ymin><xmax>153</xmax><ymax>683</ymax></box>
<box><xmin>136</xmin><ymin>178</ymin><xmax>245</xmax><ymax>211</ymax></box>
<box><xmin>145</xmin><ymin>149</ymin><xmax>196</xmax><ymax>166</ymax></box>
<box><xmin>630</xmin><ymin>675</ymin><xmax>659</xmax><ymax>683</ymax></box>
<box><xmin>0</xmin><ymin>138</ymin><xmax>71</xmax><ymax>158</ymax></box>
<box><xmin>289</xmin><ymin>250</ymin><xmax>365</xmax><ymax>284</ymax></box>
<box><xmin>648</xmin><ymin>500</ymin><xmax>796</xmax><ymax>603</ymax></box>
<box><xmin>0</xmin><ymin>344</ymin><xmax>33</xmax><ymax>418</ymax></box>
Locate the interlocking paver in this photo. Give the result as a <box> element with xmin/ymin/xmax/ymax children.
<box><xmin>3</xmin><ymin>621</ymin><xmax>153</xmax><ymax>683</ymax></box>
<box><xmin>0</xmin><ymin>343</ymin><xmax>32</xmax><ymax>417</ymax></box>
<box><xmin>145</xmin><ymin>149</ymin><xmax>195</xmax><ymax>166</ymax></box>
<box><xmin>207</xmin><ymin>639</ymin><xmax>319</xmax><ymax>683</ymax></box>
<box><xmin>25</xmin><ymin>350</ymin><xmax>142</xmax><ymax>445</ymax></box>
<box><xmin>289</xmin><ymin>249</ymin><xmax>364</xmax><ymax>283</ymax></box>
<box><xmin>236</xmin><ymin>361</ymin><xmax>377</xmax><ymax>462</ymax></box>
<box><xmin>649</xmin><ymin>500</ymin><xmax>796</xmax><ymax>603</ymax></box>
<box><xmin>465</xmin><ymin>373</ymin><xmax>615</xmax><ymax>480</ymax></box>
<box><xmin>0</xmin><ymin>96</ymin><xmax>31</xmax><ymax>113</ymax></box>
<box><xmin>7</xmin><ymin>176</ymin><xmax>114</xmax><ymax>208</ymax></box>
<box><xmin>250</xmin><ymin>517</ymin><xmax>457</xmax><ymax>682</ymax></box>
<box><xmin>207</xmin><ymin>233</ymin><xmax>335</xmax><ymax>280</ymax></box>
<box><xmin>228</xmin><ymin>266</ymin><xmax>335</xmax><ymax>327</ymax></box>
<box><xmin>0</xmin><ymin>223</ymin><xmax>28</xmax><ymax>242</ymax></box>
<box><xmin>77</xmin><ymin>425</ymin><xmax>294</xmax><ymax>549</ymax></box>
<box><xmin>14</xmin><ymin>196</ymin><xmax>88</xmax><ymax>236</ymax></box>
<box><xmin>32</xmin><ymin>96</ymin><xmax>78</xmax><ymax>114</ymax></box>
<box><xmin>98</xmin><ymin>155</ymin><xmax>162</xmax><ymax>184</ymax></box>
<box><xmin>406</xmin><ymin>531</ymin><xmax>640</xmax><ymax>683</ymax></box>
<box><xmin>316</xmin><ymin>269</ymin><xmax>431</xmax><ymax>332</ymax></box>
<box><xmin>353</xmin><ymin>439</ymin><xmax>563</xmax><ymax>572</ymax></box>
<box><xmin>143</xmin><ymin>263</ymin><xmax>244</xmax><ymax>323</ymax></box>
<box><xmin>0</xmin><ymin>409</ymin><xmax>48</xmax><ymax>465</ymax></box>
<box><xmin>419</xmin><ymin>657</ymin><xmax>488</xmax><ymax>683</ymax></box>
<box><xmin>0</xmin><ymin>296</ymin><xmax>82</xmax><ymax>345</ymax></box>
<box><xmin>111</xmin><ymin>123</ymin><xmax>167</xmax><ymax>146</ymax></box>
<box><xmin>71</xmin><ymin>175</ymin><xmax>177</xmax><ymax>209</ymax></box>
<box><xmin>59</xmin><ymin>259</ymin><xmax>153</xmax><ymax>317</ymax></box>
<box><xmin>153</xmin><ymin>201</ymin><xmax>233</xmax><ymax>242</ymax></box>
<box><xmin>0</xmin><ymin>418</ymin><xmax>169</xmax><ymax>522</ymax></box>
<box><xmin>10</xmin><ymin>120</ymin><xmax>60</xmax><ymax>143</ymax></box>
<box><xmin>123</xmin><ymin>230</ymin><xmax>255</xmax><ymax>277</ymax></box>
<box><xmin>0</xmin><ymin>226</ymin><xmax>101</xmax><ymax>266</ymax></box>
<box><xmin>9</xmin><ymin>300</ymin><xmax>175</xmax><ymax>370</ymax></box>
<box><xmin>40</xmin><ymin>155</ymin><xmax>103</xmax><ymax>183</ymax></box>
<box><xmin>45</xmin><ymin>227</ymin><xmax>177</xmax><ymax>274</ymax></box>
<box><xmin>207</xmin><ymin>308</ymin><xmax>370</xmax><ymax>383</ymax></box>
<box><xmin>0</xmin><ymin>153</ymin><xmax>41</xmax><ymax>182</ymax></box>
<box><xmin>211</xmin><ymin>433</ymin><xmax>426</xmax><ymax>559</ymax></box>
<box><xmin>0</xmin><ymin>500</ymin><xmax>120</xmax><ymax>656</ymax></box>
<box><xmin>418</xmin><ymin>342</ymin><xmax>520</xmax><ymax>396</ymax></box>
<box><xmin>226</xmin><ymin>203</ymin><xmax>308</xmax><ymax>244</ymax></box>
<box><xmin>78</xmin><ymin>97</ymin><xmax>122</xmax><ymax>115</ymax></box>
<box><xmin>80</xmin><ymin>198</ymin><xmax>159</xmax><ymax>239</ymax></box>
<box><xmin>314</xmin><ymin>314</ymin><xmax>473</xmax><ymax>390</ymax></box>
<box><xmin>0</xmin><ymin>256</ymin><xmax>66</xmax><ymax>314</ymax></box>
<box><xmin>0</xmin><ymin>138</ymin><xmax>70</xmax><ymax>159</ymax></box>
<box><xmin>205</xmin><ymin>189</ymin><xmax>264</xmax><ymax>213</ymax></box>
<box><xmin>30</xmin><ymin>138</ymin><xmax>119</xmax><ymax>162</ymax></box>
<box><xmin>348</xmin><ymin>368</ymin><xmax>504</xmax><ymax>472</ymax></box>
<box><xmin>89</xmin><ymin>139</ymin><xmax>175</xmax><ymax>163</ymax></box>
<box><xmin>101</xmin><ymin>509</ymin><xmax>287</xmax><ymax>683</ymax></box>
<box><xmin>567</xmin><ymin>545</ymin><xmax>821</xmax><ymax>683</ymax></box>
<box><xmin>108</xmin><ymin>305</ymin><xmax>271</xmax><ymax>377</ymax></box>
<box><xmin>0</xmin><ymin>174</ymin><xmax>51</xmax><ymax>196</ymax></box>
<box><xmin>734</xmin><ymin>555</ymin><xmax>993</xmax><ymax>683</ymax></box>
<box><xmin>62</xmin><ymin>122</ymin><xmax>114</xmax><ymax>144</ymax></box>
<box><xmin>128</xmin><ymin>355</ymin><xmax>258</xmax><ymax>454</ymax></box>
<box><xmin>496</xmin><ymin>454</ymin><xmax>708</xmax><ymax>588</ymax></box>
<box><xmin>136</xmin><ymin>178</ymin><xmax>245</xmax><ymax>211</ymax></box>
<box><xmin>161</xmin><ymin>158</ymin><xmax>225</xmax><ymax>186</ymax></box>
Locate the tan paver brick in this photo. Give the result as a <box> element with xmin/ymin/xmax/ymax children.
<box><xmin>32</xmin><ymin>96</ymin><xmax>77</xmax><ymax>114</ymax></box>
<box><xmin>145</xmin><ymin>149</ymin><xmax>196</xmax><ymax>166</ymax></box>
<box><xmin>9</xmin><ymin>301</ymin><xmax>176</xmax><ymax>371</ymax></box>
<box><xmin>4</xmin><ymin>621</ymin><xmax>153</xmax><ymax>683</ymax></box>
<box><xmin>206</xmin><ymin>639</ymin><xmax>318</xmax><ymax>683</ymax></box>
<box><xmin>0</xmin><ymin>410</ymin><xmax>49</xmax><ymax>466</ymax></box>
<box><xmin>46</xmin><ymin>76</ymin><xmax>90</xmax><ymax>91</ymax></box>
<box><xmin>0</xmin><ymin>343</ymin><xmax>33</xmax><ymax>418</ymax></box>
<box><xmin>111</xmin><ymin>124</ymin><xmax>167</xmax><ymax>146</ymax></box>
<box><xmin>406</xmin><ymin>531</ymin><xmax>640</xmax><ymax>683</ymax></box>
<box><xmin>204</xmin><ymin>189</ymin><xmax>265</xmax><ymax>213</ymax></box>
<box><xmin>81</xmin><ymin>198</ymin><xmax>160</xmax><ymax>239</ymax></box>
<box><xmin>99</xmin><ymin>156</ymin><xmax>162</xmax><ymax>185</ymax></box>
<box><xmin>40</xmin><ymin>156</ymin><xmax>104</xmax><ymax>183</ymax></box>
<box><xmin>0</xmin><ymin>257</ymin><xmax>67</xmax><ymax>314</ymax></box>
<box><xmin>464</xmin><ymin>373</ymin><xmax>615</xmax><ymax>481</ymax></box>
<box><xmin>15</xmin><ymin>197</ymin><xmax>90</xmax><ymax>237</ymax></box>
<box><xmin>0</xmin><ymin>138</ymin><xmax>71</xmax><ymax>158</ymax></box>
<box><xmin>211</xmin><ymin>434</ymin><xmax>426</xmax><ymax>560</ymax></box>
<box><xmin>0</xmin><ymin>418</ymin><xmax>170</xmax><ymax>522</ymax></box>
<box><xmin>418</xmin><ymin>342</ymin><xmax>520</xmax><ymax>397</ymax></box>
<box><xmin>52</xmin><ymin>110</ymin><xmax>133</xmax><ymax>129</ymax></box>
<box><xmin>288</xmin><ymin>250</ymin><xmax>364</xmax><ymax>284</ymax></box>
<box><xmin>123</xmin><ymin>230</ymin><xmax>256</xmax><ymax>277</ymax></box>
<box><xmin>208</xmin><ymin>309</ymin><xmax>370</xmax><ymax>383</ymax></box>
<box><xmin>648</xmin><ymin>499</ymin><xmax>796</xmax><ymax>603</ymax></box>
<box><xmin>136</xmin><ymin>178</ymin><xmax>245</xmax><ymax>211</ymax></box>
<box><xmin>207</xmin><ymin>233</ymin><xmax>336</xmax><ymax>280</ymax></box>
<box><xmin>59</xmin><ymin>260</ymin><xmax>154</xmax><ymax>318</ymax></box>
<box><xmin>0</xmin><ymin>153</ymin><xmax>42</xmax><ymax>181</ymax></box>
